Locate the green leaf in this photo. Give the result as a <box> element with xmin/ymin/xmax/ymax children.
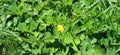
<box><xmin>18</xmin><ymin>23</ymin><xmax>28</xmax><ymax>32</ymax></box>
<box><xmin>8</xmin><ymin>5</ymin><xmax>22</xmax><ymax>15</ymax></box>
<box><xmin>7</xmin><ymin>21</ymin><xmax>12</xmax><ymax>27</ymax></box>
<box><xmin>80</xmin><ymin>34</ymin><xmax>86</xmax><ymax>41</ymax></box>
<box><xmin>13</xmin><ymin>17</ymin><xmax>18</xmax><ymax>26</ymax></box>
<box><xmin>5</xmin><ymin>30</ymin><xmax>22</xmax><ymax>41</ymax></box>
<box><xmin>109</xmin><ymin>0</ymin><xmax>117</xmax><ymax>2</ymax></box>
<box><xmin>72</xmin><ymin>26</ymin><xmax>81</xmax><ymax>35</ymax></box>
<box><xmin>45</xmin><ymin>16</ymin><xmax>53</xmax><ymax>24</ymax></box>
<box><xmin>25</xmin><ymin>18</ymin><xmax>31</xmax><ymax>23</ymax></box>
<box><xmin>35</xmin><ymin>1</ymin><xmax>44</xmax><ymax>11</ymax></box>
<box><xmin>39</xmin><ymin>24</ymin><xmax>46</xmax><ymax>31</ymax></box>
<box><xmin>28</xmin><ymin>19</ymin><xmax>38</xmax><ymax>31</ymax></box>
<box><xmin>64</xmin><ymin>0</ymin><xmax>73</xmax><ymax>5</ymax></box>
<box><xmin>91</xmin><ymin>38</ymin><xmax>97</xmax><ymax>44</ymax></box>
<box><xmin>56</xmin><ymin>16</ymin><xmax>66</xmax><ymax>24</ymax></box>
<box><xmin>63</xmin><ymin>33</ymin><xmax>73</xmax><ymax>44</ymax></box>
<box><xmin>44</xmin><ymin>32</ymin><xmax>55</xmax><ymax>43</ymax></box>
<box><xmin>55</xmin><ymin>49</ymin><xmax>66</xmax><ymax>55</ymax></box>
<box><xmin>100</xmin><ymin>38</ymin><xmax>109</xmax><ymax>48</ymax></box>
<box><xmin>33</xmin><ymin>32</ymin><xmax>39</xmax><ymax>37</ymax></box>
<box><xmin>8</xmin><ymin>5</ymin><xmax>18</xmax><ymax>15</ymax></box>
<box><xmin>32</xmin><ymin>48</ymin><xmax>39</xmax><ymax>54</ymax></box>
<box><xmin>94</xmin><ymin>46</ymin><xmax>105</xmax><ymax>55</ymax></box>
<box><xmin>106</xmin><ymin>48</ymin><xmax>116</xmax><ymax>55</ymax></box>
<box><xmin>50</xmin><ymin>47</ymin><xmax>58</xmax><ymax>54</ymax></box>
<box><xmin>74</xmin><ymin>37</ymin><xmax>81</xmax><ymax>45</ymax></box>
<box><xmin>74</xmin><ymin>51</ymin><xmax>81</xmax><ymax>55</ymax></box>
<box><xmin>72</xmin><ymin>42</ymin><xmax>79</xmax><ymax>52</ymax></box>
<box><xmin>86</xmin><ymin>49</ymin><xmax>95</xmax><ymax>55</ymax></box>
<box><xmin>53</xmin><ymin>27</ymin><xmax>60</xmax><ymax>38</ymax></box>
<box><xmin>42</xmin><ymin>47</ymin><xmax>50</xmax><ymax>54</ymax></box>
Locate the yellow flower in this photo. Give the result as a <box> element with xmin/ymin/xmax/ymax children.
<box><xmin>57</xmin><ymin>25</ymin><xmax>64</xmax><ymax>32</ymax></box>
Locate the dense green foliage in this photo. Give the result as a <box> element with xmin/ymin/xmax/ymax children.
<box><xmin>0</xmin><ymin>0</ymin><xmax>120</xmax><ymax>55</ymax></box>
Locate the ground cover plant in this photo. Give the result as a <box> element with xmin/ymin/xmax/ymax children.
<box><xmin>0</xmin><ymin>0</ymin><xmax>120</xmax><ymax>55</ymax></box>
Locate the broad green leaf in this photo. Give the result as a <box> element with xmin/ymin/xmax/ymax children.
<box><xmin>28</xmin><ymin>19</ymin><xmax>38</xmax><ymax>31</ymax></box>
<box><xmin>35</xmin><ymin>1</ymin><xmax>44</xmax><ymax>11</ymax></box>
<box><xmin>64</xmin><ymin>0</ymin><xmax>73</xmax><ymax>5</ymax></box>
<box><xmin>72</xmin><ymin>26</ymin><xmax>81</xmax><ymax>35</ymax></box>
<box><xmin>63</xmin><ymin>33</ymin><xmax>73</xmax><ymax>44</ymax></box>
<box><xmin>55</xmin><ymin>49</ymin><xmax>66</xmax><ymax>55</ymax></box>
<box><xmin>5</xmin><ymin>30</ymin><xmax>22</xmax><ymax>41</ymax></box>
<box><xmin>80</xmin><ymin>25</ymin><xmax>87</xmax><ymax>32</ymax></box>
<box><xmin>21</xmin><ymin>37</ymin><xmax>35</xmax><ymax>43</ymax></box>
<box><xmin>106</xmin><ymin>48</ymin><xmax>116</xmax><ymax>55</ymax></box>
<box><xmin>42</xmin><ymin>47</ymin><xmax>50</xmax><ymax>54</ymax></box>
<box><xmin>32</xmin><ymin>48</ymin><xmax>39</xmax><ymax>54</ymax></box>
<box><xmin>94</xmin><ymin>46</ymin><xmax>105</xmax><ymax>55</ymax></box>
<box><xmin>44</xmin><ymin>32</ymin><xmax>55</xmax><ymax>43</ymax></box>
<box><xmin>13</xmin><ymin>17</ymin><xmax>18</xmax><ymax>26</ymax></box>
<box><xmin>80</xmin><ymin>34</ymin><xmax>86</xmax><ymax>41</ymax></box>
<box><xmin>86</xmin><ymin>49</ymin><xmax>95</xmax><ymax>55</ymax></box>
<box><xmin>18</xmin><ymin>23</ymin><xmax>28</xmax><ymax>32</ymax></box>
<box><xmin>33</xmin><ymin>32</ymin><xmax>39</xmax><ymax>37</ymax></box>
<box><xmin>53</xmin><ymin>27</ymin><xmax>60</xmax><ymax>38</ymax></box>
<box><xmin>8</xmin><ymin>5</ymin><xmax>18</xmax><ymax>15</ymax></box>
<box><xmin>39</xmin><ymin>24</ymin><xmax>46</xmax><ymax>31</ymax></box>
<box><xmin>37</xmin><ymin>32</ymin><xmax>44</xmax><ymax>39</ymax></box>
<box><xmin>100</xmin><ymin>38</ymin><xmax>109</xmax><ymax>48</ymax></box>
<box><xmin>8</xmin><ymin>5</ymin><xmax>22</xmax><ymax>15</ymax></box>
<box><xmin>74</xmin><ymin>51</ymin><xmax>81</xmax><ymax>55</ymax></box>
<box><xmin>38</xmin><ymin>42</ymin><xmax>45</xmax><ymax>54</ymax></box>
<box><xmin>74</xmin><ymin>37</ymin><xmax>81</xmax><ymax>45</ymax></box>
<box><xmin>7</xmin><ymin>21</ymin><xmax>12</xmax><ymax>27</ymax></box>
<box><xmin>81</xmin><ymin>40</ymin><xmax>90</xmax><ymax>55</ymax></box>
<box><xmin>50</xmin><ymin>47</ymin><xmax>58</xmax><ymax>54</ymax></box>
<box><xmin>25</xmin><ymin>18</ymin><xmax>31</xmax><ymax>23</ymax></box>
<box><xmin>56</xmin><ymin>16</ymin><xmax>66</xmax><ymax>24</ymax></box>
<box><xmin>109</xmin><ymin>0</ymin><xmax>117</xmax><ymax>2</ymax></box>
<box><xmin>91</xmin><ymin>38</ymin><xmax>97</xmax><ymax>44</ymax></box>
<box><xmin>72</xmin><ymin>42</ymin><xmax>79</xmax><ymax>52</ymax></box>
<box><xmin>45</xmin><ymin>16</ymin><xmax>53</xmax><ymax>24</ymax></box>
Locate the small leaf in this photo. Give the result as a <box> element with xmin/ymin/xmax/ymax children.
<box><xmin>63</xmin><ymin>33</ymin><xmax>73</xmax><ymax>44</ymax></box>
<box><xmin>25</xmin><ymin>18</ymin><xmax>31</xmax><ymax>23</ymax></box>
<box><xmin>35</xmin><ymin>1</ymin><xmax>44</xmax><ymax>11</ymax></box>
<box><xmin>86</xmin><ymin>49</ymin><xmax>95</xmax><ymax>55</ymax></box>
<box><xmin>94</xmin><ymin>46</ymin><xmax>105</xmax><ymax>55</ymax></box>
<box><xmin>28</xmin><ymin>19</ymin><xmax>37</xmax><ymax>31</ymax></box>
<box><xmin>91</xmin><ymin>38</ymin><xmax>97</xmax><ymax>44</ymax></box>
<box><xmin>6</xmin><ymin>30</ymin><xmax>22</xmax><ymax>41</ymax></box>
<box><xmin>7</xmin><ymin>21</ymin><xmax>12</xmax><ymax>27</ymax></box>
<box><xmin>74</xmin><ymin>37</ymin><xmax>81</xmax><ymax>45</ymax></box>
<box><xmin>33</xmin><ymin>32</ymin><xmax>39</xmax><ymax>37</ymax></box>
<box><xmin>44</xmin><ymin>32</ymin><xmax>55</xmax><ymax>43</ymax></box>
<box><xmin>80</xmin><ymin>34</ymin><xmax>86</xmax><ymax>40</ymax></box>
<box><xmin>109</xmin><ymin>0</ymin><xmax>117</xmax><ymax>2</ymax></box>
<box><xmin>32</xmin><ymin>48</ymin><xmax>39</xmax><ymax>54</ymax></box>
<box><xmin>72</xmin><ymin>42</ymin><xmax>79</xmax><ymax>52</ymax></box>
<box><xmin>39</xmin><ymin>24</ymin><xmax>46</xmax><ymax>31</ymax></box>
<box><xmin>42</xmin><ymin>47</ymin><xmax>50</xmax><ymax>54</ymax></box>
<box><xmin>50</xmin><ymin>47</ymin><xmax>58</xmax><ymax>54</ymax></box>
<box><xmin>18</xmin><ymin>23</ymin><xmax>28</xmax><ymax>32</ymax></box>
<box><xmin>106</xmin><ymin>48</ymin><xmax>116</xmax><ymax>55</ymax></box>
<box><xmin>13</xmin><ymin>17</ymin><xmax>18</xmax><ymax>26</ymax></box>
